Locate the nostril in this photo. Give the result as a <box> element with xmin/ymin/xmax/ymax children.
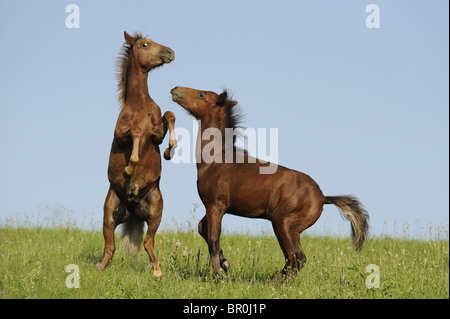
<box><xmin>167</xmin><ymin>48</ymin><xmax>175</xmax><ymax>59</ymax></box>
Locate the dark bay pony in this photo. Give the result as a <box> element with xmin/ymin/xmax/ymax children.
<box><xmin>98</xmin><ymin>31</ymin><xmax>177</xmax><ymax>279</ymax></box>
<box><xmin>171</xmin><ymin>86</ymin><xmax>369</xmax><ymax>282</ymax></box>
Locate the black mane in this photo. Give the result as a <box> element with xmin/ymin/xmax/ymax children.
<box><xmin>220</xmin><ymin>90</ymin><xmax>248</xmax><ymax>154</ymax></box>
<box><xmin>222</xmin><ymin>89</ymin><xmax>245</xmax><ymax>131</ymax></box>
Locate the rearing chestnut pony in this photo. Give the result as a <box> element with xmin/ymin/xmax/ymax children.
<box><xmin>171</xmin><ymin>86</ymin><xmax>369</xmax><ymax>282</ymax></box>
<box><xmin>99</xmin><ymin>32</ymin><xmax>177</xmax><ymax>279</ymax></box>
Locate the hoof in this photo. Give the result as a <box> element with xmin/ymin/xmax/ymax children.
<box><xmin>163</xmin><ymin>148</ymin><xmax>173</xmax><ymax>160</ymax></box>
<box><xmin>271</xmin><ymin>268</ymin><xmax>298</xmax><ymax>285</ymax></box>
<box><xmin>122</xmin><ymin>165</ymin><xmax>133</xmax><ymax>177</ymax></box>
<box><xmin>153</xmin><ymin>270</ymin><xmax>162</xmax><ymax>280</ymax></box>
<box><xmin>271</xmin><ymin>273</ymin><xmax>287</xmax><ymax>286</ymax></box>
<box><xmin>96</xmin><ymin>262</ymin><xmax>106</xmax><ymax>272</ymax></box>
<box><xmin>220</xmin><ymin>259</ymin><xmax>230</xmax><ymax>273</ymax></box>
<box><xmin>212</xmin><ymin>273</ymin><xmax>222</xmax><ymax>282</ymax></box>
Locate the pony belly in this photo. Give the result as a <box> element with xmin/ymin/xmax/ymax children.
<box><xmin>226</xmin><ymin>207</ymin><xmax>270</xmax><ymax>219</ymax></box>
<box><xmin>226</xmin><ymin>185</ymin><xmax>274</xmax><ymax>219</ymax></box>
<box><xmin>108</xmin><ymin>142</ymin><xmax>162</xmax><ymax>197</ymax></box>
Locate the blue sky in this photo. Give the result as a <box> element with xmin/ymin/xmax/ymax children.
<box><xmin>0</xmin><ymin>0</ymin><xmax>448</xmax><ymax>238</ymax></box>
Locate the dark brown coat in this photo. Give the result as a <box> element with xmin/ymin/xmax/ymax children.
<box><xmin>171</xmin><ymin>86</ymin><xmax>369</xmax><ymax>282</ymax></box>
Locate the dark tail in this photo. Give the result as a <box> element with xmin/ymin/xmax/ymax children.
<box><xmin>325</xmin><ymin>195</ymin><xmax>370</xmax><ymax>252</ymax></box>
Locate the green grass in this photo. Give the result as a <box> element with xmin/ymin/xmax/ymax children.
<box><xmin>0</xmin><ymin>226</ymin><xmax>448</xmax><ymax>299</ymax></box>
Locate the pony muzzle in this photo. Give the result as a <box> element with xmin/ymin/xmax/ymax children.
<box><xmin>160</xmin><ymin>48</ymin><xmax>175</xmax><ymax>64</ymax></box>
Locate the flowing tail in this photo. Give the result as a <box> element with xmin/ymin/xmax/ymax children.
<box><xmin>120</xmin><ymin>216</ymin><xmax>144</xmax><ymax>256</ymax></box>
<box><xmin>325</xmin><ymin>195</ymin><xmax>370</xmax><ymax>252</ymax></box>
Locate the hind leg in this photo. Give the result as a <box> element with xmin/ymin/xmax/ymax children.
<box><xmin>198</xmin><ymin>215</ymin><xmax>230</xmax><ymax>273</ymax></box>
<box><xmin>139</xmin><ymin>188</ymin><xmax>163</xmax><ymax>279</ymax></box>
<box><xmin>271</xmin><ymin>196</ymin><xmax>323</xmax><ymax>283</ymax></box>
<box><xmin>271</xmin><ymin>214</ymin><xmax>307</xmax><ymax>283</ymax></box>
<box><xmin>99</xmin><ymin>188</ymin><xmax>122</xmax><ymax>270</ymax></box>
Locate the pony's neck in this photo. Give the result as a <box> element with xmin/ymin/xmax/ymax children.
<box><xmin>196</xmin><ymin>114</ymin><xmax>230</xmax><ymax>169</ymax></box>
<box><xmin>124</xmin><ymin>55</ymin><xmax>151</xmax><ymax>104</ymax></box>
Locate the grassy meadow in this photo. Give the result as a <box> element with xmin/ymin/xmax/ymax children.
<box><xmin>0</xmin><ymin>224</ymin><xmax>448</xmax><ymax>299</ymax></box>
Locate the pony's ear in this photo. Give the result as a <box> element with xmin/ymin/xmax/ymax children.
<box><xmin>216</xmin><ymin>91</ymin><xmax>227</xmax><ymax>107</ymax></box>
<box><xmin>124</xmin><ymin>31</ymin><xmax>136</xmax><ymax>45</ymax></box>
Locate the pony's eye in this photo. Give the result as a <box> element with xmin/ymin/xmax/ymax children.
<box><xmin>142</xmin><ymin>42</ymin><xmax>149</xmax><ymax>48</ymax></box>
<box><xmin>198</xmin><ymin>91</ymin><xmax>205</xmax><ymax>98</ymax></box>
